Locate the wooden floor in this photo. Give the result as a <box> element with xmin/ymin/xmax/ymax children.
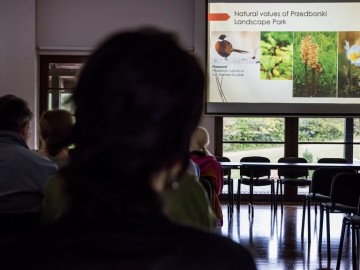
<box><xmin>219</xmin><ymin>203</ymin><xmax>357</xmax><ymax>270</ymax></box>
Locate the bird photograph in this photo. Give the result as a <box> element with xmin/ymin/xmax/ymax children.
<box><xmin>215</xmin><ymin>34</ymin><xmax>249</xmax><ymax>59</ymax></box>
<box><xmin>211</xmin><ymin>31</ymin><xmax>260</xmax><ymax>64</ymax></box>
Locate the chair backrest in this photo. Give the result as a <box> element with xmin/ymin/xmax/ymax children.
<box><xmin>240</xmin><ymin>156</ymin><xmax>270</xmax><ymax>178</ymax></box>
<box><xmin>311</xmin><ymin>167</ymin><xmax>356</xmax><ymax>195</ymax></box>
<box><xmin>330</xmin><ymin>172</ymin><xmax>360</xmax><ymax>207</ymax></box>
<box><xmin>277</xmin><ymin>157</ymin><xmax>308</xmax><ymax>178</ymax></box>
<box><xmin>215</xmin><ymin>156</ymin><xmax>231</xmax><ymax>179</ymax></box>
<box><xmin>199</xmin><ymin>176</ymin><xmax>213</xmax><ymax>203</ymax></box>
<box><xmin>318</xmin><ymin>158</ymin><xmax>349</xmax><ymax>164</ymax></box>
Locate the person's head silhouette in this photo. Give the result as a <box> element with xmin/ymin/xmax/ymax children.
<box><xmin>61</xmin><ymin>28</ymin><xmax>205</xmax><ymax>218</ymax></box>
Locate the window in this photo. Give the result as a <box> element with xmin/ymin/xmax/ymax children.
<box><xmin>222</xmin><ymin>117</ymin><xmax>285</xmax><ymax>195</ymax></box>
<box><xmin>298</xmin><ymin>118</ymin><xmax>346</xmax><ymax>162</ymax></box>
<box><xmin>220</xmin><ymin>116</ymin><xmax>359</xmax><ymax>200</ymax></box>
<box><xmin>40</xmin><ymin>56</ymin><xmax>86</xmax><ymax>117</ymax></box>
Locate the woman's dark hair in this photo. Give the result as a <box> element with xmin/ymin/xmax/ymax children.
<box><xmin>0</xmin><ymin>94</ymin><xmax>33</xmax><ymax>132</ymax></box>
<box><xmin>39</xmin><ymin>109</ymin><xmax>73</xmax><ymax>156</ymax></box>
<box><xmin>61</xmin><ymin>28</ymin><xmax>205</xmax><ymax>218</ymax></box>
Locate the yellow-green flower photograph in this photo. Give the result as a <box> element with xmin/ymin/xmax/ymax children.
<box><xmin>293</xmin><ymin>32</ymin><xmax>338</xmax><ymax>98</ymax></box>
<box><xmin>260</xmin><ymin>31</ymin><xmax>293</xmax><ymax>80</ymax></box>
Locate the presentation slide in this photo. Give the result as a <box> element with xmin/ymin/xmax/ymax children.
<box><xmin>207</xmin><ymin>1</ymin><xmax>360</xmax><ymax>115</ymax></box>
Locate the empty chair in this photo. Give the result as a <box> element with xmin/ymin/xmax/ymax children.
<box><xmin>301</xmin><ymin>167</ymin><xmax>355</xmax><ymax>243</ymax></box>
<box><xmin>312</xmin><ymin>158</ymin><xmax>350</xmax><ymax>215</ymax></box>
<box><xmin>238</xmin><ymin>156</ymin><xmax>275</xmax><ymax>215</ymax></box>
<box><xmin>216</xmin><ymin>156</ymin><xmax>233</xmax><ymax>206</ymax></box>
<box><xmin>318</xmin><ymin>172</ymin><xmax>360</xmax><ymax>262</ymax></box>
<box><xmin>337</xmin><ymin>196</ymin><xmax>360</xmax><ymax>270</ymax></box>
<box><xmin>277</xmin><ymin>157</ymin><xmax>311</xmax><ymax>214</ymax></box>
<box><xmin>318</xmin><ymin>157</ymin><xmax>349</xmax><ymax>164</ymax></box>
<box><xmin>316</xmin><ymin>158</ymin><xmax>349</xmax><ymax>210</ymax></box>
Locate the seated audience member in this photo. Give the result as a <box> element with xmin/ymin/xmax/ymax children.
<box><xmin>190</xmin><ymin>126</ymin><xmax>224</xmax><ymax>226</ymax></box>
<box><xmin>0</xmin><ymin>28</ymin><xmax>257</xmax><ymax>269</ymax></box>
<box><xmin>163</xmin><ymin>159</ymin><xmax>217</xmax><ymax>230</ymax></box>
<box><xmin>39</xmin><ymin>109</ymin><xmax>74</xmax><ymax>168</ymax></box>
<box><xmin>0</xmin><ymin>95</ymin><xmax>58</xmax><ymax>215</ymax></box>
<box><xmin>42</xmin><ymin>158</ymin><xmax>218</xmax><ymax>231</ymax></box>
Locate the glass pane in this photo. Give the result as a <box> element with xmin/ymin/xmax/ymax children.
<box><xmin>60</xmin><ymin>91</ymin><xmax>74</xmax><ymax>114</ymax></box>
<box><xmin>354</xmin><ymin>118</ymin><xmax>360</xmax><ymax>142</ymax></box>
<box><xmin>223</xmin><ymin>117</ymin><xmax>285</xmax><ymax>194</ymax></box>
<box><xmin>48</xmin><ymin>63</ymin><xmax>82</xmax><ymax>89</ymax></box>
<box><xmin>299</xmin><ymin>118</ymin><xmax>345</xmax><ymax>143</ymax></box>
<box><xmin>224</xmin><ymin>117</ymin><xmax>285</xmax><ymax>144</ymax></box>
<box><xmin>47</xmin><ymin>92</ymin><xmax>52</xmax><ymax>110</ymax></box>
<box><xmin>47</xmin><ymin>63</ymin><xmax>82</xmax><ymax>110</ymax></box>
<box><xmin>298</xmin><ymin>143</ymin><xmax>345</xmax><ymax>195</ymax></box>
<box><xmin>224</xmin><ymin>143</ymin><xmax>285</xmax><ymax>162</ymax></box>
<box><xmin>299</xmin><ymin>144</ymin><xmax>345</xmax><ymax>163</ymax></box>
<box><xmin>47</xmin><ymin>89</ymin><xmax>74</xmax><ymax>113</ymax></box>
<box><xmin>354</xmin><ymin>146</ymin><xmax>360</xmax><ymax>163</ymax></box>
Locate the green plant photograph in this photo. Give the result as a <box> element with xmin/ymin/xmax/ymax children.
<box><xmin>293</xmin><ymin>32</ymin><xmax>337</xmax><ymax>97</ymax></box>
<box><xmin>260</xmin><ymin>31</ymin><xmax>293</xmax><ymax>80</ymax></box>
<box><xmin>338</xmin><ymin>31</ymin><xmax>360</xmax><ymax>97</ymax></box>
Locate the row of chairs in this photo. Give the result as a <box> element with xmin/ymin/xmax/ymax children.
<box><xmin>216</xmin><ymin>156</ymin><xmax>324</xmax><ymax>211</ymax></box>
<box><xmin>216</xmin><ymin>156</ymin><xmax>351</xmax><ymax>210</ymax></box>
<box><xmin>217</xmin><ymin>155</ymin><xmax>360</xmax><ymax>269</ymax></box>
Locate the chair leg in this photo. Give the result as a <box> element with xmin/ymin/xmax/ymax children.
<box><xmin>356</xmin><ymin>226</ymin><xmax>360</xmax><ymax>270</ymax></box>
<box><xmin>301</xmin><ymin>196</ymin><xmax>306</xmax><ymax>238</ymax></box>
<box><xmin>319</xmin><ymin>203</ymin><xmax>324</xmax><ymax>253</ymax></box>
<box><xmin>275</xmin><ymin>181</ymin><xmax>279</xmax><ymax>212</ymax></box>
<box><xmin>248</xmin><ymin>180</ymin><xmax>254</xmax><ymax>217</ymax></box>
<box><xmin>347</xmin><ymin>214</ymin><xmax>351</xmax><ymax>237</ymax></box>
<box><xmin>336</xmin><ymin>217</ymin><xmax>348</xmax><ymax>270</ymax></box>
<box><xmin>307</xmin><ymin>196</ymin><xmax>311</xmax><ymax>243</ymax></box>
<box><xmin>236</xmin><ymin>179</ymin><xmax>241</xmax><ymax>210</ymax></box>
<box><xmin>280</xmin><ymin>182</ymin><xmax>284</xmax><ymax>214</ymax></box>
<box><xmin>352</xmin><ymin>221</ymin><xmax>357</xmax><ymax>270</ymax></box>
<box><xmin>270</xmin><ymin>182</ymin><xmax>274</xmax><ymax>211</ymax></box>
<box><xmin>229</xmin><ymin>178</ymin><xmax>233</xmax><ymax>207</ymax></box>
<box><xmin>272</xmin><ymin>182</ymin><xmax>276</xmax><ymax>212</ymax></box>
<box><xmin>326</xmin><ymin>206</ymin><xmax>331</xmax><ymax>263</ymax></box>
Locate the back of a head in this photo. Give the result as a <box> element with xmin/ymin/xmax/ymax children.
<box><xmin>0</xmin><ymin>94</ymin><xmax>33</xmax><ymax>132</ymax></box>
<box><xmin>62</xmin><ymin>28</ymin><xmax>205</xmax><ymax>216</ymax></box>
<box><xmin>190</xmin><ymin>126</ymin><xmax>210</xmax><ymax>153</ymax></box>
<box><xmin>40</xmin><ymin>109</ymin><xmax>73</xmax><ymax>156</ymax></box>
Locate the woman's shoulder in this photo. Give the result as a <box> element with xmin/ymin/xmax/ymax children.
<box><xmin>198</xmin><ymin>155</ymin><xmax>220</xmax><ymax>167</ymax></box>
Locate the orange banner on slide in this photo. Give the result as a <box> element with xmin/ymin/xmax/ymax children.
<box><xmin>208</xmin><ymin>13</ymin><xmax>230</xmax><ymax>21</ymax></box>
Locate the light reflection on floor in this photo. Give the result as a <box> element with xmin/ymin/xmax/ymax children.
<box><xmin>219</xmin><ymin>203</ymin><xmax>354</xmax><ymax>270</ymax></box>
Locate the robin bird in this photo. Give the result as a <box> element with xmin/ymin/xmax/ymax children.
<box><xmin>215</xmin><ymin>34</ymin><xmax>249</xmax><ymax>59</ymax></box>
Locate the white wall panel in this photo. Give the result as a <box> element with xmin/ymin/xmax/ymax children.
<box><xmin>0</xmin><ymin>0</ymin><xmax>37</xmax><ymax>148</ymax></box>
<box><xmin>37</xmin><ymin>0</ymin><xmax>195</xmax><ymax>52</ymax></box>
